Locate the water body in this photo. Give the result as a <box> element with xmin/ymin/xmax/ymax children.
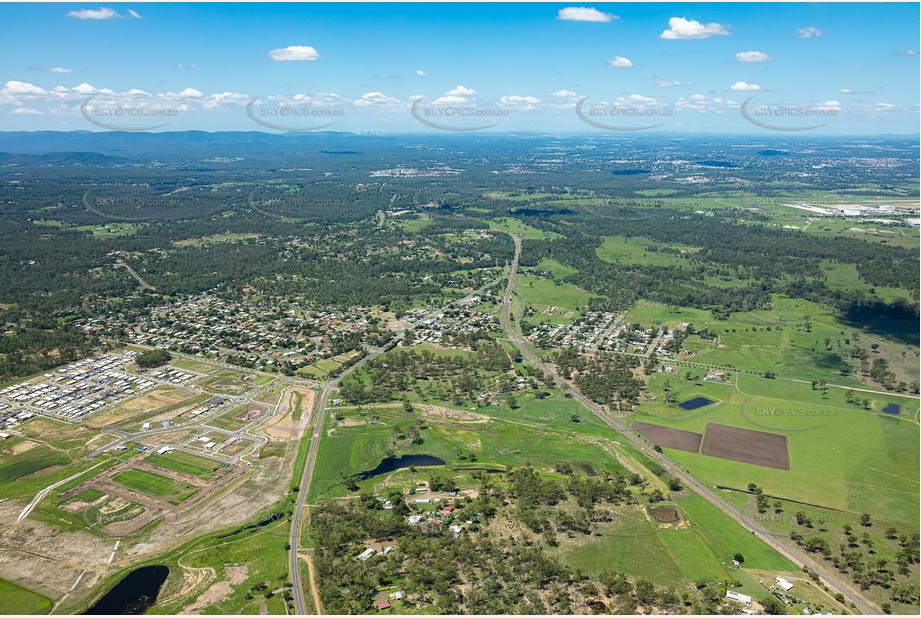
<box><xmin>883</xmin><ymin>403</ymin><xmax>901</xmax><ymax>415</ymax></box>
<box><xmin>84</xmin><ymin>565</ymin><xmax>169</xmax><ymax>615</ymax></box>
<box><xmin>677</xmin><ymin>397</ymin><xmax>715</xmax><ymax>411</ymax></box>
<box><xmin>358</xmin><ymin>454</ymin><xmax>445</xmax><ymax>480</ymax></box>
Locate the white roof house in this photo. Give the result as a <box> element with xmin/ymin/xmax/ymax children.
<box><xmin>726</xmin><ymin>591</ymin><xmax>752</xmax><ymax>605</ymax></box>
<box><xmin>357</xmin><ymin>547</ymin><xmax>376</xmax><ymax>561</ymax></box>
<box><xmin>775</xmin><ymin>577</ymin><xmax>794</xmax><ymax>591</ymax></box>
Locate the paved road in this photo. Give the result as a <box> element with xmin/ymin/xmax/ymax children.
<box><xmin>288</xmin><ymin>346</ymin><xmax>391</xmax><ymax>615</ymax></box>
<box><xmin>498</xmin><ymin>234</ymin><xmax>880</xmax><ymax>615</ymax></box>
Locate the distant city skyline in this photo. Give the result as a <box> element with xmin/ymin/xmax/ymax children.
<box><xmin>0</xmin><ymin>2</ymin><xmax>918</xmax><ymax>133</ymax></box>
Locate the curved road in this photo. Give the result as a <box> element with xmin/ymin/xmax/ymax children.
<box><xmin>499</xmin><ymin>234</ymin><xmax>879</xmax><ymax>615</ymax></box>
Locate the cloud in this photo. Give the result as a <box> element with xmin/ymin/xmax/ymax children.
<box><xmin>499</xmin><ymin>95</ymin><xmax>541</xmax><ymax>110</ymax></box>
<box><xmin>66</xmin><ymin>7</ymin><xmax>120</xmax><ymax>20</ymax></box>
<box><xmin>416</xmin><ymin>70</ymin><xmax>427</xmax><ymax>76</ymax></box>
<box><xmin>11</xmin><ymin>107</ymin><xmax>44</xmax><ymax>115</ymax></box>
<box><xmin>735</xmin><ymin>51</ymin><xmax>772</xmax><ymax>63</ymax></box>
<box><xmin>892</xmin><ymin>50</ymin><xmax>918</xmax><ymax>57</ymax></box>
<box><xmin>127</xmin><ymin>9</ymin><xmax>142</xmax><ymax>19</ymax></box>
<box><xmin>557</xmin><ymin>7</ymin><xmax>617</xmax><ymax>23</ymax></box>
<box><xmin>268</xmin><ymin>45</ymin><xmax>320</xmax><ymax>61</ymax></box>
<box><xmin>608</xmin><ymin>56</ymin><xmax>634</xmax><ymax>68</ymax></box>
<box><xmin>3</xmin><ymin>81</ymin><xmax>48</xmax><ymax>95</ymax></box>
<box><xmin>551</xmin><ymin>89</ymin><xmax>578</xmax><ymax>97</ymax></box>
<box><xmin>660</xmin><ymin>17</ymin><xmax>730</xmax><ymax>40</ymax></box>
<box><xmin>445</xmin><ymin>85</ymin><xmax>476</xmax><ymax>97</ymax></box>
<box><xmin>797</xmin><ymin>26</ymin><xmax>824</xmax><ymax>39</ymax></box>
<box><xmin>28</xmin><ymin>66</ymin><xmax>72</xmax><ymax>73</ymax></box>
<box><xmin>655</xmin><ymin>80</ymin><xmax>691</xmax><ymax>88</ymax></box>
<box><xmin>626</xmin><ymin>94</ymin><xmax>657</xmax><ymax>105</ymax></box>
<box><xmin>177</xmin><ymin>87</ymin><xmax>204</xmax><ymax>98</ymax></box>
<box><xmin>354</xmin><ymin>91</ymin><xmax>401</xmax><ymax>107</ymax></box>
<box><xmin>730</xmin><ymin>81</ymin><xmax>760</xmax><ymax>91</ymax></box>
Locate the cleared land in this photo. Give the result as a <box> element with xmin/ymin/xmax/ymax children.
<box><xmin>701</xmin><ymin>423</ymin><xmax>790</xmax><ymax>470</ymax></box>
<box><xmin>632</xmin><ymin>421</ymin><xmax>702</xmax><ymax>453</ymax></box>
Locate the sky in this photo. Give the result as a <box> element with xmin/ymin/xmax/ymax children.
<box><xmin>0</xmin><ymin>2</ymin><xmax>918</xmax><ymax>134</ymax></box>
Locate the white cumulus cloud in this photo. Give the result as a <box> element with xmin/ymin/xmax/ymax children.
<box><xmin>445</xmin><ymin>85</ymin><xmax>476</xmax><ymax>97</ymax></box>
<box><xmin>551</xmin><ymin>89</ymin><xmax>578</xmax><ymax>97</ymax></box>
<box><xmin>557</xmin><ymin>7</ymin><xmax>618</xmax><ymax>23</ymax></box>
<box><xmin>268</xmin><ymin>45</ymin><xmax>320</xmax><ymax>61</ymax></box>
<box><xmin>660</xmin><ymin>17</ymin><xmax>730</xmax><ymax>40</ymax></box>
<box><xmin>608</xmin><ymin>56</ymin><xmax>634</xmax><ymax>68</ymax></box>
<box><xmin>730</xmin><ymin>81</ymin><xmax>760</xmax><ymax>91</ymax></box>
<box><xmin>735</xmin><ymin>51</ymin><xmax>772</xmax><ymax>63</ymax></box>
<box><xmin>3</xmin><ymin>81</ymin><xmax>48</xmax><ymax>95</ymax></box>
<box><xmin>354</xmin><ymin>92</ymin><xmax>401</xmax><ymax>107</ymax></box>
<box><xmin>416</xmin><ymin>70</ymin><xmax>427</xmax><ymax>76</ymax></box>
<box><xmin>127</xmin><ymin>9</ymin><xmax>142</xmax><ymax>19</ymax></box>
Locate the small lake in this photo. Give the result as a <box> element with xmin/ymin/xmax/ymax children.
<box><xmin>677</xmin><ymin>397</ymin><xmax>715</xmax><ymax>411</ymax></box>
<box><xmin>358</xmin><ymin>454</ymin><xmax>445</xmax><ymax>480</ymax></box>
<box><xmin>84</xmin><ymin>565</ymin><xmax>169</xmax><ymax>615</ymax></box>
<box><xmin>883</xmin><ymin>403</ymin><xmax>901</xmax><ymax>415</ymax></box>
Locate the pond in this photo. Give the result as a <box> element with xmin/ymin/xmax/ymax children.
<box><xmin>677</xmin><ymin>397</ymin><xmax>715</xmax><ymax>411</ymax></box>
<box><xmin>84</xmin><ymin>565</ymin><xmax>169</xmax><ymax>615</ymax></box>
<box><xmin>883</xmin><ymin>403</ymin><xmax>901</xmax><ymax>415</ymax></box>
<box><xmin>358</xmin><ymin>454</ymin><xmax>446</xmax><ymax>480</ymax></box>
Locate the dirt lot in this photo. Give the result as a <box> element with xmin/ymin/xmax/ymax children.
<box><xmin>701</xmin><ymin>423</ymin><xmax>790</xmax><ymax>470</ymax></box>
<box><xmin>632</xmin><ymin>421</ymin><xmax>703</xmax><ymax>453</ymax></box>
<box><xmin>83</xmin><ymin>386</ymin><xmax>198</xmax><ymax>429</ymax></box>
<box><xmin>420</xmin><ymin>405</ymin><xmax>490</xmax><ymax>424</ymax></box>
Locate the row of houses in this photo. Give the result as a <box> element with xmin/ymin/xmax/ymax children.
<box><xmin>0</xmin><ymin>351</ymin><xmax>159</xmax><ymax>421</ymax></box>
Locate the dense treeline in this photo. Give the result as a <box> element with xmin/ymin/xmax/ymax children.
<box><xmin>519</xmin><ymin>210</ymin><xmax>918</xmax><ymax>322</ymax></box>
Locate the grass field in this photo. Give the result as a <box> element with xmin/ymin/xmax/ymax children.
<box><xmin>0</xmin><ymin>577</ymin><xmax>52</xmax><ymax>614</ymax></box>
<box><xmin>308</xmin><ymin>400</ymin><xmax>631</xmax><ymax>501</ymax></box>
<box><xmin>149</xmin><ymin>451</ymin><xmax>221</xmax><ymax>477</ymax></box>
<box><xmin>627</xmin><ymin>292</ymin><xmax>919</xmax><ymax>388</ymax></box>
<box><xmin>488</xmin><ymin>217</ymin><xmax>558</xmax><ymax>240</ymax></box>
<box><xmin>596</xmin><ymin>234</ymin><xmax>700</xmax><ymax>268</ymax></box>
<box><xmin>633</xmin><ymin>372</ymin><xmax>920</xmax><ymax>526</ymax></box>
<box><xmin>111</xmin><ymin>468</ymin><xmax>198</xmax><ymax>504</ymax></box>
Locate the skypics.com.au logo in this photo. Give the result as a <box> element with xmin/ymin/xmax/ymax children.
<box><xmin>81</xmin><ymin>97</ymin><xmax>184</xmax><ymax>131</ymax></box>
<box><xmin>740</xmin><ymin>96</ymin><xmax>839</xmax><ymax>131</ymax></box>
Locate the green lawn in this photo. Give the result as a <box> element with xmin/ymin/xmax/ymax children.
<box><xmin>149</xmin><ymin>451</ymin><xmax>221</xmax><ymax>477</ymax></box>
<box><xmin>0</xmin><ymin>578</ymin><xmax>52</xmax><ymax>614</ymax></box>
<box><xmin>111</xmin><ymin>468</ymin><xmax>198</xmax><ymax>504</ymax></box>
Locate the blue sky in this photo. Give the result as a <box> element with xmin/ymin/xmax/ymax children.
<box><xmin>0</xmin><ymin>2</ymin><xmax>918</xmax><ymax>133</ymax></box>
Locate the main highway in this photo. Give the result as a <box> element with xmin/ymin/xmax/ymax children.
<box><xmin>498</xmin><ymin>234</ymin><xmax>880</xmax><ymax>615</ymax></box>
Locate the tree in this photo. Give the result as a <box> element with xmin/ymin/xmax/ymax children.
<box><xmin>759</xmin><ymin>595</ymin><xmax>786</xmax><ymax>615</ymax></box>
<box><xmin>859</xmin><ymin>513</ymin><xmax>872</xmax><ymax>527</ymax></box>
<box><xmin>136</xmin><ymin>348</ymin><xmax>171</xmax><ymax>368</ymax></box>
<box><xmin>733</xmin><ymin>553</ymin><xmax>745</xmax><ymax>565</ymax></box>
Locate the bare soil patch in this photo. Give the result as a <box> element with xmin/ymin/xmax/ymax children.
<box><xmin>83</xmin><ymin>386</ymin><xmax>195</xmax><ymax>429</ymax></box>
<box><xmin>701</xmin><ymin>423</ymin><xmax>789</xmax><ymax>470</ymax></box>
<box><xmin>420</xmin><ymin>405</ymin><xmax>490</xmax><ymax>423</ymax></box>
<box><xmin>632</xmin><ymin>421</ymin><xmax>703</xmax><ymax>453</ymax></box>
